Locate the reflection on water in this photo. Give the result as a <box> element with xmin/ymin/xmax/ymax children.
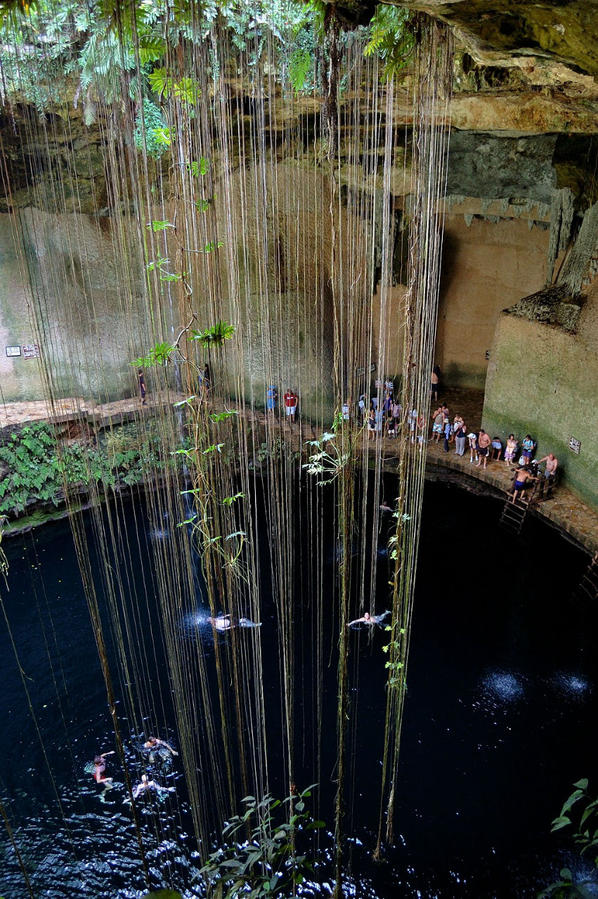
<box><xmin>553</xmin><ymin>673</ymin><xmax>591</xmax><ymax>698</ymax></box>
<box><xmin>482</xmin><ymin>670</ymin><xmax>526</xmax><ymax>702</ymax></box>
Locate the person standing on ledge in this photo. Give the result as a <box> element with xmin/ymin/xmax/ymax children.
<box><xmin>284</xmin><ymin>388</ymin><xmax>297</xmax><ymax>423</ymax></box>
<box><xmin>138</xmin><ymin>368</ymin><xmax>147</xmax><ymax>405</ymax></box>
<box><xmin>266</xmin><ymin>385</ymin><xmax>277</xmax><ymax>415</ymax></box>
<box><xmin>431</xmin><ymin>365</ymin><xmax>440</xmax><ymax>402</ymax></box>
<box><xmin>538</xmin><ymin>452</ymin><xmax>558</xmax><ymax>495</ymax></box>
<box><xmin>201</xmin><ymin>363</ymin><xmax>211</xmax><ymax>399</ymax></box>
<box><xmin>476</xmin><ymin>430</ymin><xmax>491</xmax><ymax>469</ymax></box>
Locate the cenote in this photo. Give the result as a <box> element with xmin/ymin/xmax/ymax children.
<box><xmin>1</xmin><ymin>480</ymin><xmax>596</xmax><ymax>898</ymax></box>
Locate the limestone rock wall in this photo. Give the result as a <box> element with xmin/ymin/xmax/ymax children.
<box><xmin>482</xmin><ymin>279</ymin><xmax>598</xmax><ymax>507</ymax></box>
<box><xmin>437</xmin><ymin>214</ymin><xmax>550</xmax><ymax>387</ymax></box>
<box><xmin>0</xmin><ymin>209</ymin><xmax>147</xmax><ymax>403</ymax></box>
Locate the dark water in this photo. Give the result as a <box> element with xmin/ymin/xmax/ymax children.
<box><xmin>1</xmin><ymin>481</ymin><xmax>597</xmax><ymax>898</ymax></box>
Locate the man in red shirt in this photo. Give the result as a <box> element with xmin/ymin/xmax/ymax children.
<box><xmin>284</xmin><ymin>389</ymin><xmax>297</xmax><ymax>423</ymax></box>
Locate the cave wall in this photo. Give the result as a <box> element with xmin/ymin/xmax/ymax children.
<box><xmin>482</xmin><ymin>280</ymin><xmax>598</xmax><ymax>508</ymax></box>
<box><xmin>0</xmin><ymin>209</ymin><xmax>147</xmax><ymax>403</ymax></box>
<box><xmin>437</xmin><ymin>214</ymin><xmax>550</xmax><ymax>387</ymax></box>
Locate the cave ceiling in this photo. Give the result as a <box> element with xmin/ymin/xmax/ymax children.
<box><xmin>329</xmin><ymin>0</ymin><xmax>598</xmax><ymax>134</ymax></box>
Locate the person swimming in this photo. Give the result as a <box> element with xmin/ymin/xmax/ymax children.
<box><xmin>208</xmin><ymin>614</ymin><xmax>261</xmax><ymax>630</ymax></box>
<box><xmin>131</xmin><ymin>774</ymin><xmax>175</xmax><ymax>801</ymax></box>
<box><xmin>347</xmin><ymin>610</ymin><xmax>391</xmax><ymax>628</ymax></box>
<box><xmin>91</xmin><ymin>751</ymin><xmax>115</xmax><ymax>784</ymax></box>
<box><xmin>207</xmin><ymin>614</ymin><xmax>233</xmax><ymax>631</ymax></box>
<box><xmin>143</xmin><ymin>736</ymin><xmax>178</xmax><ymax>756</ymax></box>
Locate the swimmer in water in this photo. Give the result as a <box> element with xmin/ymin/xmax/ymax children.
<box><xmin>347</xmin><ymin>610</ymin><xmax>391</xmax><ymax>628</ymax></box>
<box><xmin>144</xmin><ymin>736</ymin><xmax>178</xmax><ymax>756</ymax></box>
<box><xmin>131</xmin><ymin>774</ymin><xmax>175</xmax><ymax>801</ymax></box>
<box><xmin>208</xmin><ymin>614</ymin><xmax>233</xmax><ymax>631</ymax></box>
<box><xmin>208</xmin><ymin>614</ymin><xmax>261</xmax><ymax>630</ymax></box>
<box><xmin>92</xmin><ymin>751</ymin><xmax>115</xmax><ymax>784</ymax></box>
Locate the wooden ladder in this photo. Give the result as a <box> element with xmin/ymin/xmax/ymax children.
<box><xmin>499</xmin><ymin>496</ymin><xmax>529</xmax><ymax>535</ymax></box>
<box><xmin>575</xmin><ymin>553</ymin><xmax>598</xmax><ymax>601</ymax></box>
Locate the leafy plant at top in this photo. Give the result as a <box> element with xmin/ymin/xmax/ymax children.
<box><xmin>191</xmin><ymin>321</ymin><xmax>235</xmax><ymax>347</ymax></box>
<box><xmin>539</xmin><ymin>778</ymin><xmax>598</xmax><ymax>897</ymax></box>
<box><xmin>364</xmin><ymin>4</ymin><xmax>415</xmax><ymax>78</ymax></box>
<box><xmin>132</xmin><ymin>342</ymin><xmax>175</xmax><ymax>368</ymax></box>
<box><xmin>200</xmin><ymin>786</ymin><xmax>323</xmax><ymax>898</ymax></box>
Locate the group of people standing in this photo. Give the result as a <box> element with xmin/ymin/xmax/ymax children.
<box><xmin>431</xmin><ymin>403</ymin><xmax>559</xmax><ymax>501</ymax></box>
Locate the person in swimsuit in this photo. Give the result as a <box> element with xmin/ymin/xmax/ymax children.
<box><xmin>208</xmin><ymin>614</ymin><xmax>261</xmax><ymax>630</ymax></box>
<box><xmin>476</xmin><ymin>430</ymin><xmax>491</xmax><ymax>469</ymax></box>
<box><xmin>431</xmin><ymin>365</ymin><xmax>440</xmax><ymax>402</ymax></box>
<box><xmin>144</xmin><ymin>736</ymin><xmax>178</xmax><ymax>756</ymax></box>
<box><xmin>347</xmin><ymin>610</ymin><xmax>391</xmax><ymax>628</ymax></box>
<box><xmin>511</xmin><ymin>466</ymin><xmax>537</xmax><ymax>502</ymax></box>
<box><xmin>92</xmin><ymin>751</ymin><xmax>115</xmax><ymax>783</ymax></box>
<box><xmin>431</xmin><ymin>406</ymin><xmax>444</xmax><ymax>442</ymax></box>
<box><xmin>131</xmin><ymin>774</ymin><xmax>175</xmax><ymax>801</ymax></box>
<box><xmin>208</xmin><ymin>614</ymin><xmax>233</xmax><ymax>630</ymax></box>
<box><xmin>538</xmin><ymin>453</ymin><xmax>558</xmax><ymax>496</ymax></box>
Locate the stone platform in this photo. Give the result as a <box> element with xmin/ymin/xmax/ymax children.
<box><xmin>1</xmin><ymin>389</ymin><xmax>596</xmax><ymax>556</ymax></box>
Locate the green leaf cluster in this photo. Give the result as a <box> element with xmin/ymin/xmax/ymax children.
<box><xmin>132</xmin><ymin>341</ymin><xmax>175</xmax><ymax>368</ymax></box>
<box><xmin>541</xmin><ymin>779</ymin><xmax>598</xmax><ymax>897</ymax></box>
<box><xmin>200</xmin><ymin>787</ymin><xmax>322</xmax><ymax>898</ymax></box>
<box><xmin>191</xmin><ymin>321</ymin><xmax>235</xmax><ymax>347</ymax></box>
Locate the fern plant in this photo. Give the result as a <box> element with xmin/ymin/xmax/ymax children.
<box><xmin>364</xmin><ymin>4</ymin><xmax>415</xmax><ymax>78</ymax></box>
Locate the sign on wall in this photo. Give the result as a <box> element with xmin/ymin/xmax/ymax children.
<box><xmin>22</xmin><ymin>344</ymin><xmax>40</xmax><ymax>359</ymax></box>
<box><xmin>5</xmin><ymin>345</ymin><xmax>21</xmax><ymax>357</ymax></box>
<box><xmin>569</xmin><ymin>437</ymin><xmax>581</xmax><ymax>454</ymax></box>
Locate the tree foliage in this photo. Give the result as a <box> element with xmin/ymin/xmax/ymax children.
<box><xmin>540</xmin><ymin>779</ymin><xmax>598</xmax><ymax>897</ymax></box>
<box><xmin>364</xmin><ymin>4</ymin><xmax>415</xmax><ymax>78</ymax></box>
<box><xmin>199</xmin><ymin>787</ymin><xmax>323</xmax><ymax>898</ymax></box>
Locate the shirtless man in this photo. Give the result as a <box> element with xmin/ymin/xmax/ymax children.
<box><xmin>476</xmin><ymin>430</ymin><xmax>492</xmax><ymax>469</ymax></box>
<box><xmin>511</xmin><ymin>466</ymin><xmax>537</xmax><ymax>503</ymax></box>
<box><xmin>144</xmin><ymin>736</ymin><xmax>178</xmax><ymax>756</ymax></box>
<box><xmin>208</xmin><ymin>614</ymin><xmax>261</xmax><ymax>630</ymax></box>
<box><xmin>538</xmin><ymin>453</ymin><xmax>558</xmax><ymax>496</ymax></box>
<box><xmin>431</xmin><ymin>406</ymin><xmax>444</xmax><ymax>442</ymax></box>
<box><xmin>131</xmin><ymin>774</ymin><xmax>175</xmax><ymax>801</ymax></box>
<box><xmin>208</xmin><ymin>614</ymin><xmax>233</xmax><ymax>631</ymax></box>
